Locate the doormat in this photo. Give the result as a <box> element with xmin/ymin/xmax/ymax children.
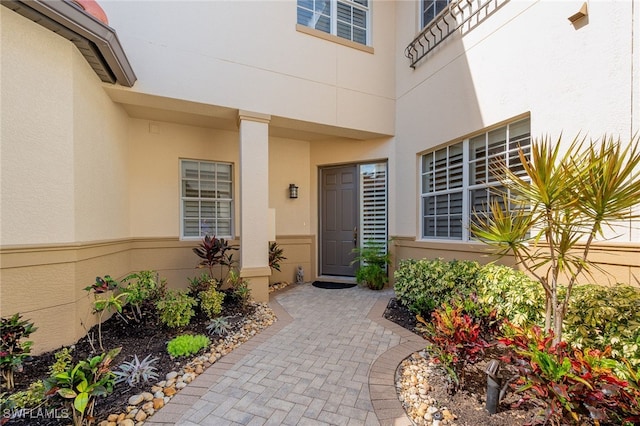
<box><xmin>312</xmin><ymin>281</ymin><xmax>357</xmax><ymax>289</ymax></box>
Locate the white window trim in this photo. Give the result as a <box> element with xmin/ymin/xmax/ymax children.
<box><xmin>419</xmin><ymin>118</ymin><xmax>531</xmax><ymax>242</ymax></box>
<box><xmin>297</xmin><ymin>0</ymin><xmax>371</xmax><ymax>47</ymax></box>
<box><xmin>180</xmin><ymin>159</ymin><xmax>234</xmax><ymax>240</ymax></box>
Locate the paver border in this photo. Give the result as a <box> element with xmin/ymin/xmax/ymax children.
<box><xmin>367</xmin><ymin>294</ymin><xmax>425</xmax><ymax>426</ymax></box>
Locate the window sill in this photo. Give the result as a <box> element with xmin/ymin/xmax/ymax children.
<box><xmin>296</xmin><ymin>25</ymin><xmax>374</xmax><ymax>54</ymax></box>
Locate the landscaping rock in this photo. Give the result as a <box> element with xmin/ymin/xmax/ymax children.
<box><xmin>127</xmin><ymin>394</ymin><xmax>144</xmax><ymax>406</ymax></box>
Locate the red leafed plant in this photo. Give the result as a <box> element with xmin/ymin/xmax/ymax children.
<box><xmin>500</xmin><ymin>324</ymin><xmax>640</xmax><ymax>425</ymax></box>
<box><xmin>418</xmin><ymin>300</ymin><xmax>492</xmax><ymax>393</ymax></box>
<box><xmin>192</xmin><ymin>235</ymin><xmax>238</xmax><ymax>281</ymax></box>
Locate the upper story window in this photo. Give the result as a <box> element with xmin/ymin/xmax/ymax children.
<box><xmin>297</xmin><ymin>0</ymin><xmax>370</xmax><ymax>45</ymax></box>
<box><xmin>420</xmin><ymin>118</ymin><xmax>531</xmax><ymax>241</ymax></box>
<box><xmin>181</xmin><ymin>160</ymin><xmax>233</xmax><ymax>239</ymax></box>
<box><xmin>422</xmin><ymin>0</ymin><xmax>452</xmax><ymax>28</ymax></box>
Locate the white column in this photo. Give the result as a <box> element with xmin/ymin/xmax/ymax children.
<box><xmin>238</xmin><ymin>110</ymin><xmax>271</xmax><ymax>302</ymax></box>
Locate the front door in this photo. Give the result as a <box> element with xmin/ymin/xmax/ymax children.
<box><xmin>320</xmin><ymin>165</ymin><xmax>358</xmax><ymax>276</ymax></box>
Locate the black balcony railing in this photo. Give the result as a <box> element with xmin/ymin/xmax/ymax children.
<box><xmin>405</xmin><ymin>0</ymin><xmax>507</xmax><ymax>69</ymax></box>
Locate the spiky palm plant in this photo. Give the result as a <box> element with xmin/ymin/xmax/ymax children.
<box><xmin>471</xmin><ymin>134</ymin><xmax>640</xmax><ymax>342</ymax></box>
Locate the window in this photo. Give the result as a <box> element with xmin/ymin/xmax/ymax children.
<box><xmin>360</xmin><ymin>162</ymin><xmax>388</xmax><ymax>249</ymax></box>
<box><xmin>297</xmin><ymin>0</ymin><xmax>370</xmax><ymax>45</ymax></box>
<box><xmin>181</xmin><ymin>160</ymin><xmax>233</xmax><ymax>239</ymax></box>
<box><xmin>420</xmin><ymin>118</ymin><xmax>530</xmax><ymax>240</ymax></box>
<box><xmin>422</xmin><ymin>0</ymin><xmax>452</xmax><ymax>28</ymax></box>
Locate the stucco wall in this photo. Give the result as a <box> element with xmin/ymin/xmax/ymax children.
<box><xmin>0</xmin><ymin>8</ymin><xmax>132</xmax><ymax>352</ymax></box>
<box><xmin>100</xmin><ymin>0</ymin><xmax>396</xmax><ymax>136</ymax></box>
<box><xmin>393</xmin><ymin>0</ymin><xmax>639</xmax><ymax>243</ymax></box>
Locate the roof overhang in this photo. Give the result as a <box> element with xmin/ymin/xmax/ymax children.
<box><xmin>2</xmin><ymin>0</ymin><xmax>136</xmax><ymax>87</ymax></box>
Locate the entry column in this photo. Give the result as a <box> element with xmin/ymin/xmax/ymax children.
<box><xmin>238</xmin><ymin>110</ymin><xmax>271</xmax><ymax>302</ymax></box>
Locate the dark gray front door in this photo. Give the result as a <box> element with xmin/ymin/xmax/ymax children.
<box><xmin>320</xmin><ymin>165</ymin><xmax>358</xmax><ymax>276</ymax></box>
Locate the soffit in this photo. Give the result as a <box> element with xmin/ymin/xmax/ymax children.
<box><xmin>2</xmin><ymin>0</ymin><xmax>136</xmax><ymax>87</ymax></box>
<box><xmin>104</xmin><ymin>88</ymin><xmax>391</xmax><ymax>142</ymax></box>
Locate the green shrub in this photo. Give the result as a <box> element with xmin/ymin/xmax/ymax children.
<box><xmin>122</xmin><ymin>270</ymin><xmax>162</xmax><ymax>321</ymax></box>
<box><xmin>475</xmin><ymin>263</ymin><xmax>546</xmax><ymax>327</ymax></box>
<box><xmin>43</xmin><ymin>347</ymin><xmax>121</xmax><ymax>426</ymax></box>
<box><xmin>156</xmin><ymin>290</ymin><xmax>197</xmax><ymax>328</ymax></box>
<box><xmin>199</xmin><ymin>288</ymin><xmax>225</xmax><ymax>318</ymax></box>
<box><xmin>188</xmin><ymin>272</ymin><xmax>218</xmax><ymax>298</ymax></box>
<box><xmin>5</xmin><ymin>380</ymin><xmax>45</xmax><ymax>409</ymax></box>
<box><xmin>351</xmin><ymin>241</ymin><xmax>391</xmax><ymax>290</ymax></box>
<box><xmin>49</xmin><ymin>347</ymin><xmax>73</xmax><ymax>376</ymax></box>
<box><xmin>167</xmin><ymin>334</ymin><xmax>210</xmax><ymax>358</ymax></box>
<box><xmin>564</xmin><ymin>284</ymin><xmax>640</xmax><ymax>365</ymax></box>
<box><xmin>393</xmin><ymin>258</ymin><xmax>480</xmax><ymax>317</ymax></box>
<box><xmin>227</xmin><ymin>270</ymin><xmax>252</xmax><ymax>308</ymax></box>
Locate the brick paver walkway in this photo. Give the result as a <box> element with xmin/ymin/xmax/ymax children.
<box><xmin>145</xmin><ymin>283</ymin><xmax>424</xmax><ymax>426</ymax></box>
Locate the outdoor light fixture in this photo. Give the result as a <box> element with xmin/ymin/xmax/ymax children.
<box><xmin>289</xmin><ymin>184</ymin><xmax>299</xmax><ymax>199</ymax></box>
<box><xmin>568</xmin><ymin>2</ymin><xmax>588</xmax><ymax>23</ymax></box>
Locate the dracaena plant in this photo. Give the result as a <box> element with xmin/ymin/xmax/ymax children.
<box><xmin>44</xmin><ymin>347</ymin><xmax>121</xmax><ymax>426</ymax></box>
<box><xmin>192</xmin><ymin>235</ymin><xmax>238</xmax><ymax>281</ymax></box>
<box><xmin>0</xmin><ymin>313</ymin><xmax>37</xmax><ymax>390</ymax></box>
<box><xmin>471</xmin><ymin>135</ymin><xmax>640</xmax><ymax>343</ymax></box>
<box><xmin>268</xmin><ymin>241</ymin><xmax>286</xmax><ymax>272</ymax></box>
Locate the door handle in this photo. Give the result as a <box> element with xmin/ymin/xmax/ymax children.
<box><xmin>353</xmin><ymin>227</ymin><xmax>358</xmax><ymax>246</ymax></box>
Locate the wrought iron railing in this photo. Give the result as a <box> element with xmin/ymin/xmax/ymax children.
<box><xmin>405</xmin><ymin>0</ymin><xmax>507</xmax><ymax>69</ymax></box>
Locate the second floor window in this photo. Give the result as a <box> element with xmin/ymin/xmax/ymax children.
<box><xmin>297</xmin><ymin>0</ymin><xmax>370</xmax><ymax>45</ymax></box>
<box><xmin>422</xmin><ymin>0</ymin><xmax>452</xmax><ymax>28</ymax></box>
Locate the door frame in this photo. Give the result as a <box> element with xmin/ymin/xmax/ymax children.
<box><xmin>318</xmin><ymin>161</ymin><xmax>388</xmax><ymax>278</ymax></box>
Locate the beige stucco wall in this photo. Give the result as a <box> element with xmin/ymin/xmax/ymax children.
<box><xmin>99</xmin><ymin>0</ymin><xmax>396</xmax><ymax>136</ymax></box>
<box><xmin>0</xmin><ymin>9</ymin><xmax>132</xmax><ymax>352</ymax></box>
<box><xmin>393</xmin><ymin>0</ymin><xmax>640</xmax><ymax>249</ymax></box>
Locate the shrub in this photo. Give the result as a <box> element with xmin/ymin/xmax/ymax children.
<box><xmin>500</xmin><ymin>324</ymin><xmax>640</xmax><ymax>425</ymax></box>
<box><xmin>49</xmin><ymin>347</ymin><xmax>73</xmax><ymax>376</ymax></box>
<box><xmin>564</xmin><ymin>284</ymin><xmax>640</xmax><ymax>366</ymax></box>
<box><xmin>188</xmin><ymin>272</ymin><xmax>218</xmax><ymax>298</ymax></box>
<box><xmin>113</xmin><ymin>354</ymin><xmax>159</xmax><ymax>387</ymax></box>
<box><xmin>227</xmin><ymin>270</ymin><xmax>252</xmax><ymax>308</ymax></box>
<box><xmin>121</xmin><ymin>270</ymin><xmax>162</xmax><ymax>321</ymax></box>
<box><xmin>156</xmin><ymin>290</ymin><xmax>197</xmax><ymax>328</ymax></box>
<box><xmin>417</xmin><ymin>299</ymin><xmax>492</xmax><ymax>393</ymax></box>
<box><xmin>1</xmin><ymin>313</ymin><xmax>37</xmax><ymax>390</ymax></box>
<box><xmin>393</xmin><ymin>258</ymin><xmax>480</xmax><ymax>317</ymax></box>
<box><xmin>4</xmin><ymin>380</ymin><xmax>45</xmax><ymax>409</ymax></box>
<box><xmin>43</xmin><ymin>347</ymin><xmax>121</xmax><ymax>426</ymax></box>
<box><xmin>199</xmin><ymin>288</ymin><xmax>225</xmax><ymax>318</ymax></box>
<box><xmin>475</xmin><ymin>263</ymin><xmax>546</xmax><ymax>327</ymax></box>
<box><xmin>167</xmin><ymin>334</ymin><xmax>210</xmax><ymax>358</ymax></box>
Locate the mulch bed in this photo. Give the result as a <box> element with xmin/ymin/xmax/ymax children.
<box><xmin>3</xmin><ymin>289</ymin><xmax>255</xmax><ymax>425</ymax></box>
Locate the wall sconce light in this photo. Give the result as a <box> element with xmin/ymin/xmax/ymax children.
<box><xmin>289</xmin><ymin>184</ymin><xmax>299</xmax><ymax>199</ymax></box>
<box><xmin>568</xmin><ymin>2</ymin><xmax>588</xmax><ymax>23</ymax></box>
